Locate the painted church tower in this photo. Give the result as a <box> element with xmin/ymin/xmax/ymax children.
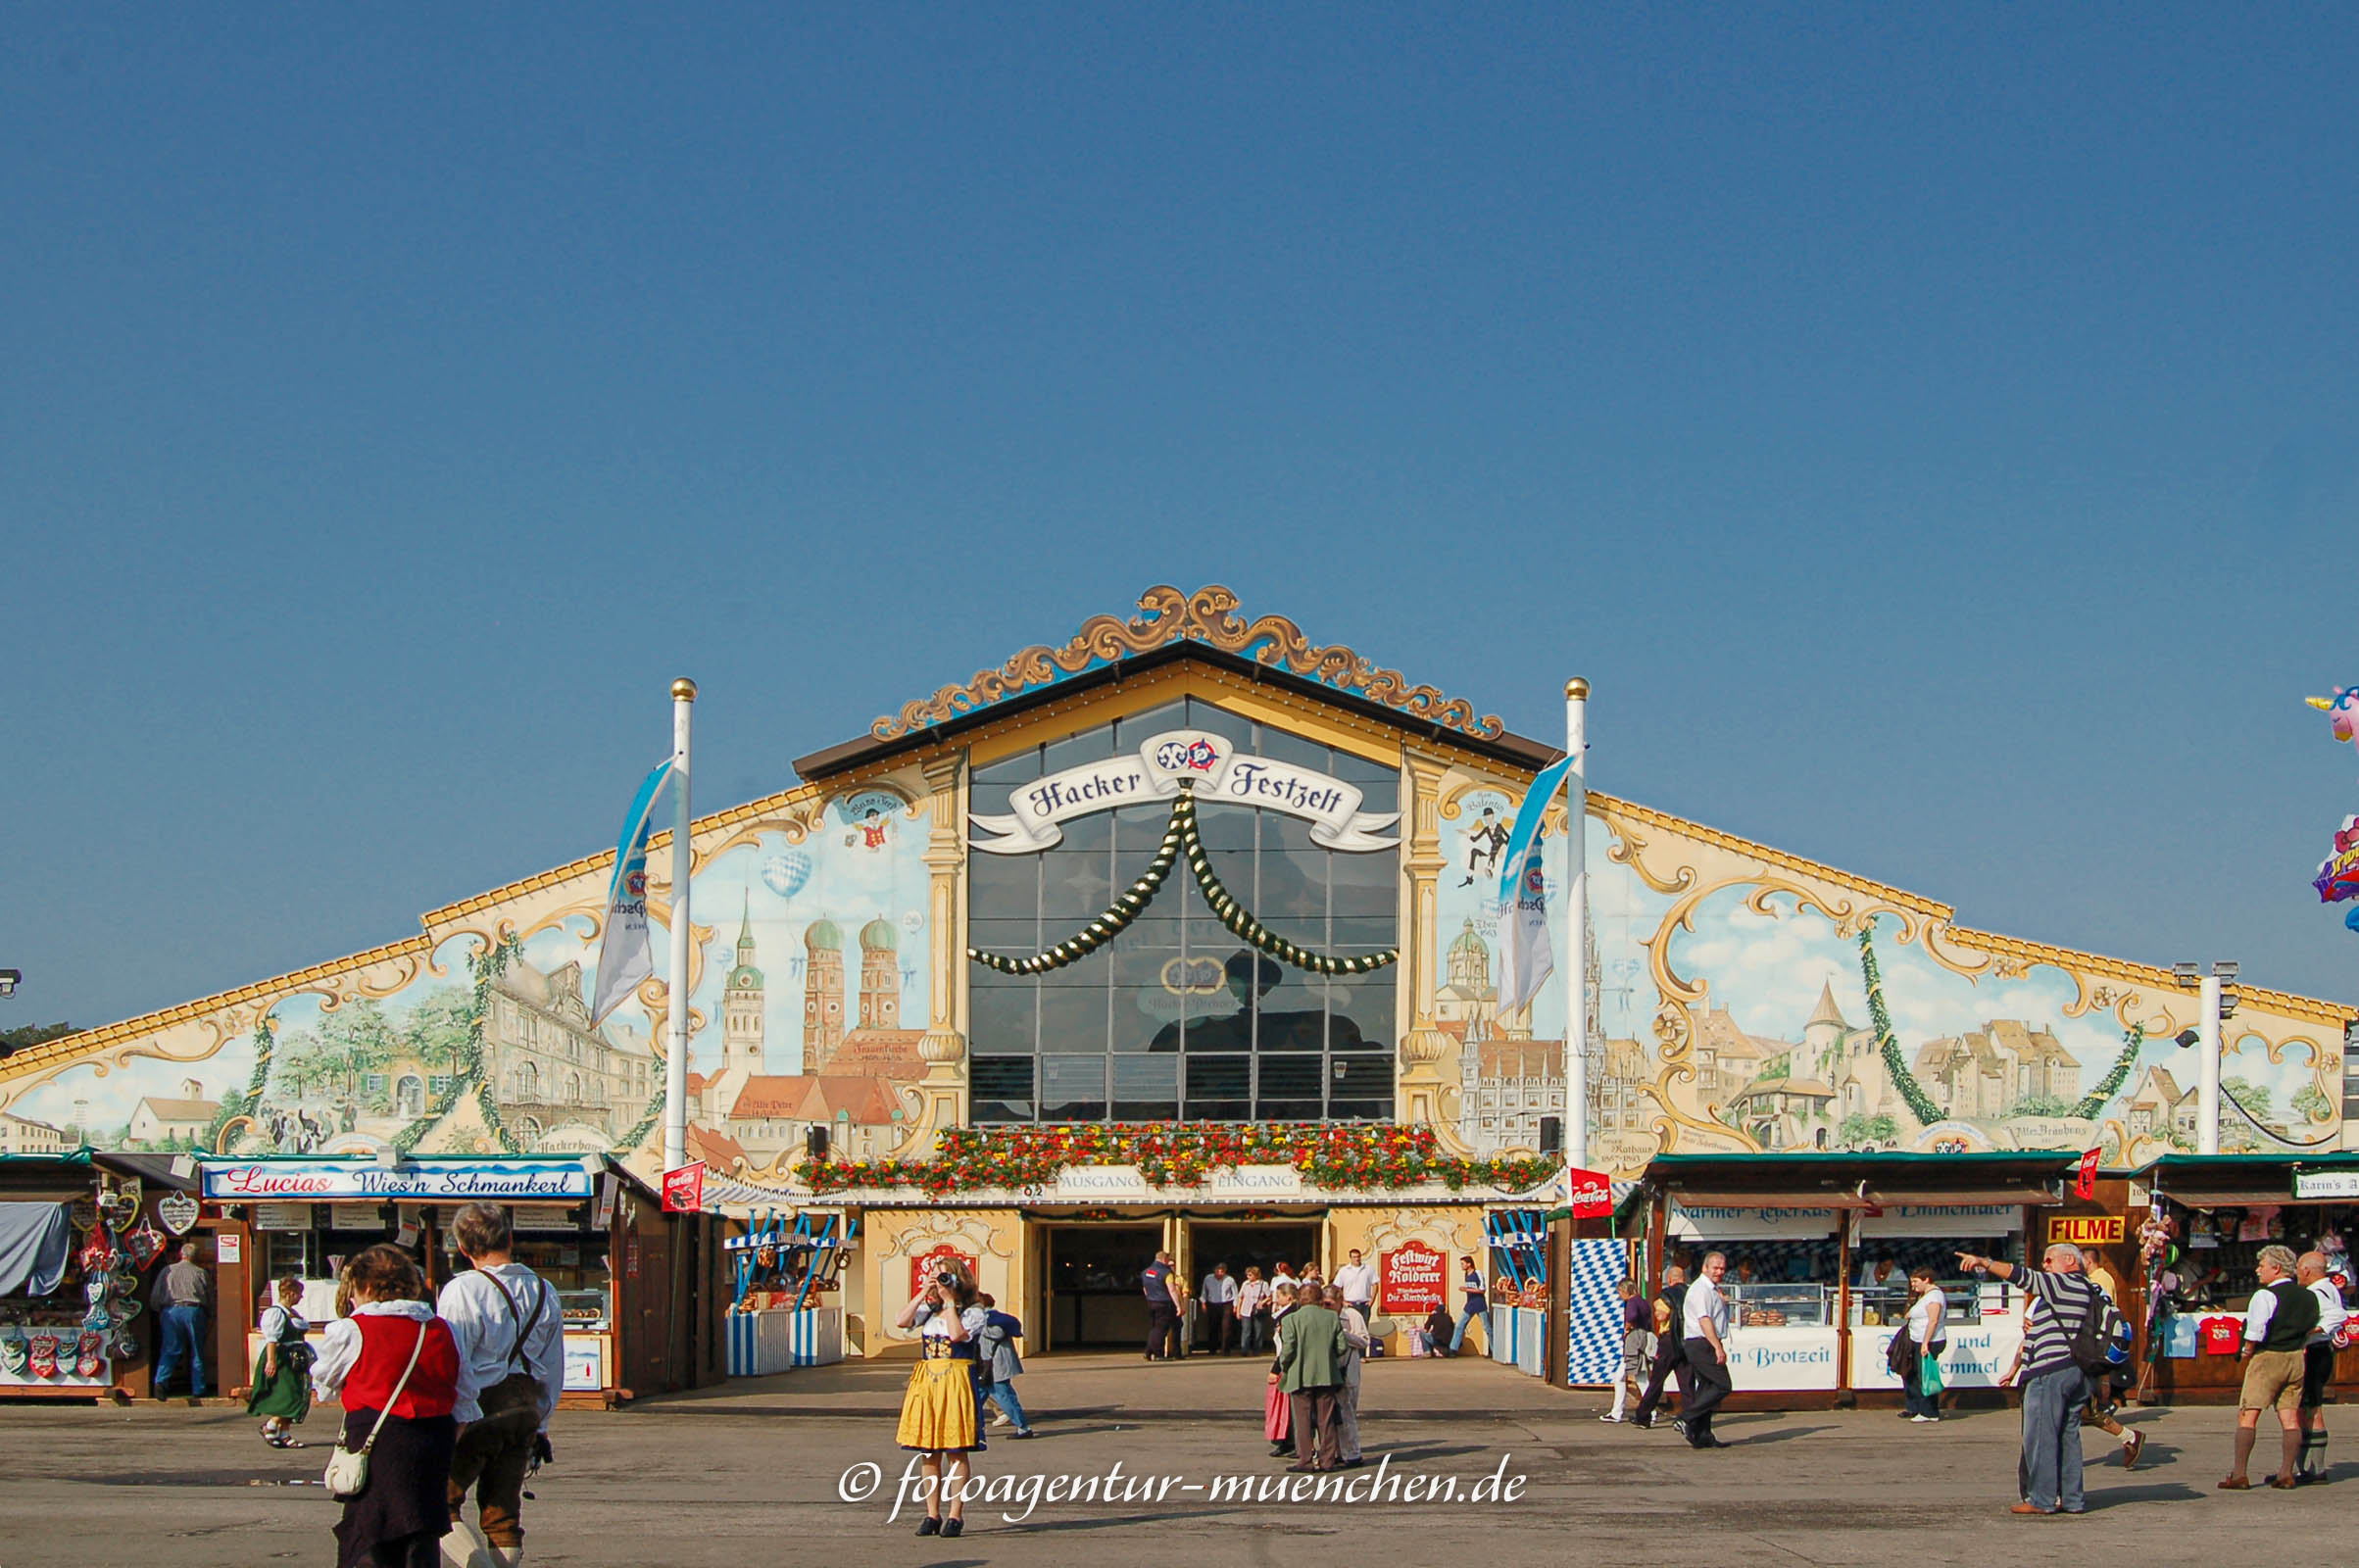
<box><xmin>804</xmin><ymin>918</ymin><xmax>846</xmax><ymax>1070</ymax></box>
<box><xmin>858</xmin><ymin>915</ymin><xmax>900</xmax><ymax>1030</ymax></box>
<box><xmin>722</xmin><ymin>896</ymin><xmax>765</xmax><ymax>1073</ymax></box>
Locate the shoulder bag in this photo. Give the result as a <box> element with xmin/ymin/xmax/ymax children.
<box><xmin>323</xmin><ymin>1318</ymin><xmax>428</xmax><ymax>1498</ymax></box>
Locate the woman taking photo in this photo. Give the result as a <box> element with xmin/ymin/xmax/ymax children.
<box><xmin>895</xmin><ymin>1260</ymin><xmax>988</xmax><ymax>1539</ymax></box>
<box><xmin>309</xmin><ymin>1246</ymin><xmax>460</xmax><ymax>1568</ymax></box>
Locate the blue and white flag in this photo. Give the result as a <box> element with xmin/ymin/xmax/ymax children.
<box><xmin>1495</xmin><ymin>753</ymin><xmax>1574</xmax><ymax>1017</ymax></box>
<box><xmin>590</xmin><ymin>760</ymin><xmax>674</xmax><ymax>1026</ymax></box>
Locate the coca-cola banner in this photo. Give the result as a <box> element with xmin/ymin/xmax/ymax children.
<box><xmin>1379</xmin><ymin>1241</ymin><xmax>1449</xmax><ymax>1316</ymax></box>
<box><xmin>1566</xmin><ymin>1166</ymin><xmax>1613</xmax><ymax>1218</ymax></box>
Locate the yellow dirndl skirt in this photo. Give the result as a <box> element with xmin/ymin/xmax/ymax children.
<box><xmin>896</xmin><ymin>1354</ymin><xmax>982</xmax><ymax>1452</ymax></box>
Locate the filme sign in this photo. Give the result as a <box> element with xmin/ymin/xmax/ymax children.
<box><xmin>967</xmin><ymin>729</ymin><xmax>1400</xmax><ymax>854</ymax></box>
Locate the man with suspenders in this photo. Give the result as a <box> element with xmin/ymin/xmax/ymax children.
<box><xmin>439</xmin><ymin>1201</ymin><xmax>566</xmax><ymax>1568</ymax></box>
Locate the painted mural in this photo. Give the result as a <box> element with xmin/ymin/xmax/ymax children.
<box><xmin>1430</xmin><ymin>761</ymin><xmax>2346</xmax><ymax>1173</ymax></box>
<box><xmin>1</xmin><ymin>586</ymin><xmax>2347</xmax><ymax>1189</ymax></box>
<box><xmin>0</xmin><ymin>780</ymin><xmax>937</xmax><ymax>1175</ymax></box>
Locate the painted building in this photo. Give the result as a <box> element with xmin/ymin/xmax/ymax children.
<box><xmin>2</xmin><ymin>584</ymin><xmax>2352</xmax><ymax>1357</ymax></box>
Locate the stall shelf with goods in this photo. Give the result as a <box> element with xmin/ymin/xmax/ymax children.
<box><xmin>198</xmin><ymin>1153</ymin><xmax>725</xmax><ymax>1406</ymax></box>
<box><xmin>2131</xmin><ymin>1152</ymin><xmax>2359</xmax><ymax>1405</ymax></box>
<box><xmin>1609</xmin><ymin>1152</ymin><xmax>2071</xmax><ymax>1409</ymax></box>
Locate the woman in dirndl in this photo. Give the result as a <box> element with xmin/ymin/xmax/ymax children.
<box><xmin>895</xmin><ymin>1259</ymin><xmax>987</xmax><ymax>1540</ymax></box>
<box><xmin>1263</xmin><ymin>1282</ymin><xmax>1299</xmax><ymax>1456</ymax></box>
<box><xmin>248</xmin><ymin>1276</ymin><xmax>315</xmax><ymax>1446</ymax></box>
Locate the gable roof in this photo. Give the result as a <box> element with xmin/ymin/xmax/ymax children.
<box><xmin>794</xmin><ymin>583</ymin><xmax>1561</xmax><ymax>780</ymax></box>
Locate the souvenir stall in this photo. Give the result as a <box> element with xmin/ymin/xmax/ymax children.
<box><xmin>1484</xmin><ymin>1208</ymin><xmax>1549</xmax><ymax>1377</ymax></box>
<box><xmin>0</xmin><ymin>1152</ymin><xmax>174</xmax><ymax>1400</ymax></box>
<box><xmin>197</xmin><ymin>1153</ymin><xmax>725</xmax><ymax>1406</ymax></box>
<box><xmin>722</xmin><ymin>1207</ymin><xmax>852</xmax><ymax>1376</ymax></box>
<box><xmin>1639</xmin><ymin>1152</ymin><xmax>2073</xmax><ymax>1409</ymax></box>
<box><xmin>2134</xmin><ymin>1153</ymin><xmax>2359</xmax><ymax>1404</ymax></box>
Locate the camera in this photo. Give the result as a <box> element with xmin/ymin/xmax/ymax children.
<box><xmin>936</xmin><ymin>1271</ymin><xmax>958</xmax><ymax>1288</ymax></box>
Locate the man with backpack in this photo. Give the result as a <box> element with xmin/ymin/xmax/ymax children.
<box><xmin>1631</xmin><ymin>1263</ymin><xmax>1691</xmax><ymax>1431</ymax></box>
<box><xmin>439</xmin><ymin>1201</ymin><xmax>566</xmax><ymax>1568</ymax></box>
<box><xmin>1957</xmin><ymin>1245</ymin><xmax>2113</xmax><ymax>1515</ymax></box>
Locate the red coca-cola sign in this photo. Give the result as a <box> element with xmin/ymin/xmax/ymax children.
<box><xmin>661</xmin><ymin>1162</ymin><xmax>706</xmax><ymax>1213</ymax></box>
<box><xmin>1379</xmin><ymin>1241</ymin><xmax>1448</xmax><ymax>1316</ymax></box>
<box><xmin>1566</xmin><ymin>1166</ymin><xmax>1613</xmax><ymax>1218</ymax></box>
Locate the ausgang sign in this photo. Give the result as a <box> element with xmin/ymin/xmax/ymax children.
<box><xmin>968</xmin><ymin>729</ymin><xmax>1399</xmax><ymax>855</ymax></box>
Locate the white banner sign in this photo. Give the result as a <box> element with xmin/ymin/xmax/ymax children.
<box><xmin>1855</xmin><ymin>1203</ymin><xmax>2026</xmax><ymax>1239</ymax></box>
<box><xmin>968</xmin><ymin>729</ymin><xmax>1399</xmax><ymax>855</ymax></box>
<box><xmin>1667</xmin><ymin>1201</ymin><xmax>1842</xmax><ymax>1241</ymax></box>
<box><xmin>2294</xmin><ymin>1170</ymin><xmax>2359</xmax><ymax>1200</ymax></box>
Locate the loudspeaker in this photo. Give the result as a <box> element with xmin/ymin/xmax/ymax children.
<box><xmin>806</xmin><ymin>1125</ymin><xmax>830</xmax><ymax>1161</ymax></box>
<box><xmin>1539</xmin><ymin>1115</ymin><xmax>1562</xmax><ymax>1155</ymax></box>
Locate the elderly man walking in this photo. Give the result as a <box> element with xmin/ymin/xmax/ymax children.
<box><xmin>1958</xmin><ymin>1244</ymin><xmax>2108</xmax><ymax>1515</ymax></box>
<box><xmin>2220</xmin><ymin>1244</ymin><xmax>2318</xmax><ymax>1490</ymax></box>
<box><xmin>2296</xmin><ymin>1250</ymin><xmax>2347</xmax><ymax>1481</ymax></box>
<box><xmin>1632</xmin><ymin>1264</ymin><xmax>1690</xmax><ymax>1431</ymax></box>
<box><xmin>1679</xmin><ymin>1252</ymin><xmax>1735</xmax><ymax>1449</ymax></box>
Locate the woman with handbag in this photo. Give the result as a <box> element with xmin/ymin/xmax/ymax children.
<box><xmin>1901</xmin><ymin>1266</ymin><xmax>1948</xmax><ymax>1422</ymax></box>
<box><xmin>311</xmin><ymin>1245</ymin><xmax>461</xmax><ymax>1568</ymax></box>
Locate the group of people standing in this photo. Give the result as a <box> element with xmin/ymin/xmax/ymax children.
<box><xmin>1261</xmin><ymin>1273</ymin><xmax>1371</xmax><ymax>1472</ymax></box>
<box><xmin>241</xmin><ymin>1200</ymin><xmax>567</xmax><ymax>1568</ymax></box>
<box><xmin>1180</xmin><ymin>1250</ymin><xmax>1386</xmax><ymax>1358</ymax></box>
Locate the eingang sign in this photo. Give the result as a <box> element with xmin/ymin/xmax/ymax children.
<box><xmin>202</xmin><ymin>1158</ymin><xmax>595</xmax><ymax>1201</ymax></box>
<box><xmin>968</xmin><ymin>729</ymin><xmax>1399</xmax><ymax>854</ymax></box>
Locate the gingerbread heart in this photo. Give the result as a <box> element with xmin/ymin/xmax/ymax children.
<box><xmin>27</xmin><ymin>1333</ymin><xmax>58</xmax><ymax>1379</ymax></box>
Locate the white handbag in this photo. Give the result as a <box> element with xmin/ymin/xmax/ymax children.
<box><xmin>324</xmin><ymin>1319</ymin><xmax>428</xmax><ymax>1498</ymax></box>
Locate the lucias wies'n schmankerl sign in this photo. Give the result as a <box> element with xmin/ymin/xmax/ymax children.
<box><xmin>968</xmin><ymin>729</ymin><xmax>1400</xmax><ymax>854</ymax></box>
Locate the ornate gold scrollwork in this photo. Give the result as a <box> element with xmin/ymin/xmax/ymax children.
<box><xmin>868</xmin><ymin>585</ymin><xmax>1506</xmax><ymax>743</ymax></box>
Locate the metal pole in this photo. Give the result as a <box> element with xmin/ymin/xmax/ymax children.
<box><xmin>1565</xmin><ymin>678</ymin><xmax>1591</xmax><ymax>1175</ymax></box>
<box><xmin>2196</xmin><ymin>971</ymin><xmax>2221</xmax><ymax>1156</ymax></box>
<box><xmin>664</xmin><ymin>677</ymin><xmax>697</xmax><ymax>1173</ymax></box>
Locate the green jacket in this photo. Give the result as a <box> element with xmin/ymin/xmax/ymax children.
<box><xmin>1277</xmin><ymin>1302</ymin><xmax>1348</xmax><ymax>1392</ymax></box>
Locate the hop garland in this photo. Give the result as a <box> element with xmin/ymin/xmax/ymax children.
<box><xmin>968</xmin><ymin>788</ymin><xmax>1399</xmax><ymax>978</ymax></box>
<box><xmin>2071</xmin><ymin>1024</ymin><xmax>2143</xmax><ymax>1120</ymax></box>
<box><xmin>1858</xmin><ymin>918</ymin><xmax>1944</xmax><ymax>1126</ymax></box>
<box><xmin>796</xmin><ymin>1121</ymin><xmax>1553</xmax><ymax>1197</ymax></box>
<box><xmin>968</xmin><ymin>798</ymin><xmax>1185</xmax><ymax>974</ymax></box>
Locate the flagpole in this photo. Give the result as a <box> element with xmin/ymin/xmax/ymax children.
<box><xmin>1564</xmin><ymin>677</ymin><xmax>1590</xmax><ymax>1178</ymax></box>
<box><xmin>663</xmin><ymin>677</ymin><xmax>697</xmax><ymax>1174</ymax></box>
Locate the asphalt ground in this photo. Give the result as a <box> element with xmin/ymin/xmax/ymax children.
<box><xmin>1</xmin><ymin>1351</ymin><xmax>2351</xmax><ymax>1567</ymax></box>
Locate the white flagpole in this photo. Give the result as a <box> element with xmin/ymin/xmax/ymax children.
<box><xmin>1564</xmin><ymin>677</ymin><xmax>1591</xmax><ymax>1177</ymax></box>
<box><xmin>663</xmin><ymin>677</ymin><xmax>697</xmax><ymax>1174</ymax></box>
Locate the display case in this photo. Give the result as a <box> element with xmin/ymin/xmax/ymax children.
<box><xmin>1725</xmin><ymin>1283</ymin><xmax>1831</xmax><ymax>1327</ymax></box>
<box><xmin>556</xmin><ymin>1288</ymin><xmax>611</xmax><ymax>1331</ymax></box>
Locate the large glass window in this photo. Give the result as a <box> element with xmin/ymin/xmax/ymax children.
<box><xmin>967</xmin><ymin>698</ymin><xmax>1400</xmax><ymax>1124</ymax></box>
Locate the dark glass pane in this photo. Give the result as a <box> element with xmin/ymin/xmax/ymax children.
<box><xmin>1326</xmin><ymin>1100</ymin><xmax>1389</xmax><ymax>1122</ymax></box>
<box><xmin>1041</xmin><ymin>1055</ymin><xmax>1107</xmax><ymax>1121</ymax></box>
<box><xmin>1112</xmin><ymin>986</ymin><xmax>1185</xmax><ymax>1053</ymax></box>
<box><xmin>972</xmin><ymin>1099</ymin><xmax>1034</xmax><ymax>1124</ymax></box>
<box><xmin>1041</xmin><ymin>721</ymin><xmax>1119</xmax><ymax>777</ymax></box>
<box><xmin>1257</xmin><ymin>1054</ymin><xmax>1325</xmax><ymax>1101</ymax></box>
<box><xmin>972</xmin><ymin>748</ymin><xmax>1042</xmax><ymax>788</ymax></box>
<box><xmin>1112</xmin><ymin>1055</ymin><xmax>1178</xmax><ymax>1112</ymax></box>
<box><xmin>967</xmin><ymin>852</ymin><xmax>1041</xmax><ymax>923</ymax></box>
<box><xmin>1040</xmin><ymin>818</ymin><xmax>1115</xmax><ymax>918</ymax></box>
<box><xmin>1031</xmin><ymin>943</ymin><xmax>1113</xmax><ymax>991</ymax></box>
<box><xmin>1186</xmin><ymin>1054</ymin><xmax>1252</xmax><ymax>1102</ymax></box>
<box><xmin>1256</xmin><ymin>1100</ymin><xmax>1322</xmax><ymax>1122</ymax></box>
<box><xmin>968</xmin><ymin>917</ymin><xmax>1048</xmax><ymax>956</ymax></box>
<box><xmin>1255</xmin><ymin>727</ymin><xmax>1328</xmax><ymax>770</ymax></box>
<box><xmin>1330</xmin><ymin>916</ymin><xmax>1399</xmax><ymax>955</ymax></box>
<box><xmin>1328</xmin><ymin>750</ymin><xmax>1402</xmax><ymax>789</ymax></box>
<box><xmin>1255</xmin><ymin>969</ymin><xmax>1327</xmax><ymax>1051</ymax></box>
<box><xmin>1186</xmin><ymin>1100</ymin><xmax>1253</xmax><ymax>1122</ymax></box>
<box><xmin>1194</xmin><ymin>802</ymin><xmax>1255</xmax><ymax>854</ymax></box>
<box><xmin>1180</xmin><ymin>699</ymin><xmax>1253</xmax><ymax>748</ymax></box>
<box><xmin>1038</xmin><ymin>983</ymin><xmax>1109</xmax><ymax>1054</ymax></box>
<box><xmin>967</xmin><ymin>984</ymin><xmax>1038</xmax><ymax>1056</ymax></box>
<box><xmin>1329</xmin><ymin>1054</ymin><xmax>1394</xmax><ymax>1101</ymax></box>
<box><xmin>1327</xmin><ymin>848</ymin><xmax>1399</xmax><ymax>916</ymax></box>
<box><xmin>972</xmin><ymin>1055</ymin><xmax>1037</xmax><ymax>1099</ymax></box>
<box><xmin>1114</xmin><ymin>701</ymin><xmax>1188</xmax><ymax>746</ymax></box>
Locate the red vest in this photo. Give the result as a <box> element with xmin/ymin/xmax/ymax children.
<box><xmin>342</xmin><ymin>1312</ymin><xmax>461</xmax><ymax>1419</ymax></box>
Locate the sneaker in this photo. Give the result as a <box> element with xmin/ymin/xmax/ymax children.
<box><xmin>990</xmin><ymin>1412</ymin><xmax>1015</xmax><ymax>1428</ymax></box>
<box><xmin>1599</xmin><ymin>1413</ymin><xmax>1624</xmax><ymax>1423</ymax></box>
<box><xmin>1910</xmin><ymin>1414</ymin><xmax>1940</xmax><ymax>1423</ymax></box>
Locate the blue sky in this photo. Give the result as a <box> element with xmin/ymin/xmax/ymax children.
<box><xmin>4</xmin><ymin>6</ymin><xmax>2355</xmax><ymax>1032</ymax></box>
